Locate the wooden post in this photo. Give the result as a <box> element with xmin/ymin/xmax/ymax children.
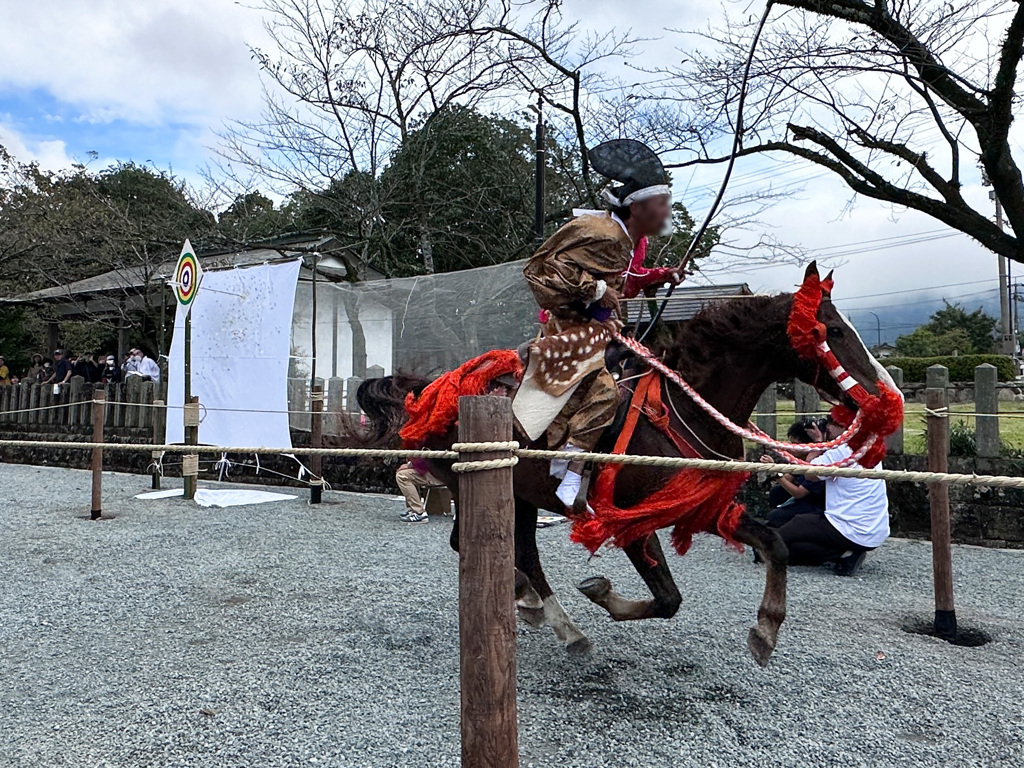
<box><xmin>974</xmin><ymin>363</ymin><xmax>999</xmax><ymax>458</ymax></box>
<box><xmin>152</xmin><ymin>398</ymin><xmax>166</xmax><ymax>490</ymax></box>
<box><xmin>794</xmin><ymin>380</ymin><xmax>821</xmax><ymax>418</ymax></box>
<box><xmin>457</xmin><ymin>396</ymin><xmax>518</xmax><ymax>768</ymax></box>
<box><xmin>28</xmin><ymin>382</ymin><xmax>40</xmax><ymax>427</ymax></box>
<box><xmin>755</xmin><ymin>384</ymin><xmax>777</xmax><ymax>440</ymax></box>
<box><xmin>183</xmin><ymin>395</ymin><xmax>200</xmax><ymax>500</ymax></box>
<box><xmin>327</xmin><ymin>376</ymin><xmax>345</xmax><ymax>433</ymax></box>
<box><xmin>91</xmin><ymin>389</ymin><xmax>106</xmax><ymax>520</ymax></box>
<box><xmin>885</xmin><ymin>366</ymin><xmax>904</xmax><ymax>454</ymax></box>
<box><xmin>310</xmin><ymin>381</ymin><xmax>324</xmax><ymax>504</ymax></box>
<box><xmin>926</xmin><ymin>364</ymin><xmax>956</xmax><ymax>639</ymax></box>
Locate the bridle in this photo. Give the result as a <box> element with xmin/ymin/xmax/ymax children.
<box><xmin>614</xmin><ymin>268</ymin><xmax>903</xmax><ymax>469</ymax></box>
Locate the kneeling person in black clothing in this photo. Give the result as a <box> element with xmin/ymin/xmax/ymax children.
<box><xmin>761</xmin><ymin>419</ymin><xmax>827</xmax><ymax>527</ymax></box>
<box><xmin>776</xmin><ymin>414</ymin><xmax>890</xmax><ymax>577</ymax></box>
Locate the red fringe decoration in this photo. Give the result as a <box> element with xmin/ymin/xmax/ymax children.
<box><xmin>571</xmin><ymin>469</ymin><xmax>749</xmax><ymax>557</ymax></box>
<box><xmin>833</xmin><ymin>381</ymin><xmax>904</xmax><ymax>467</ymax></box>
<box><xmin>399</xmin><ymin>350</ymin><xmax>523</xmax><ymax>447</ymax></box>
<box><xmin>787</xmin><ymin>269</ymin><xmax>831</xmax><ymax>358</ymax></box>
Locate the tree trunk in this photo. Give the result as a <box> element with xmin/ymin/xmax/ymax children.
<box><xmin>419</xmin><ymin>222</ymin><xmax>435</xmax><ymax>274</ymax></box>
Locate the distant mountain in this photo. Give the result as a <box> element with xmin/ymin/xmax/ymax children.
<box><xmin>840</xmin><ymin>288</ymin><xmax>1005</xmax><ymax>347</ymax></box>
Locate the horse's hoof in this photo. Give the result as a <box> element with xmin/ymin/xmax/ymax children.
<box><xmin>566</xmin><ymin>637</ymin><xmax>594</xmax><ymax>658</ymax></box>
<box><xmin>747</xmin><ymin>626</ymin><xmax>775</xmax><ymax>667</ymax></box>
<box><xmin>578</xmin><ymin>576</ymin><xmax>611</xmax><ymax>602</ymax></box>
<box><xmin>517</xmin><ymin>604</ymin><xmax>546</xmax><ymax>629</ymax></box>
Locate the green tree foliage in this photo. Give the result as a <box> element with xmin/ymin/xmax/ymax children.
<box><xmin>374</xmin><ymin>106</ymin><xmax>537</xmax><ymax>275</ymax></box>
<box><xmin>218</xmin><ymin>191</ymin><xmax>295</xmax><ymax>243</ymax></box>
<box><xmin>895</xmin><ymin>302</ymin><xmax>997</xmax><ymax>357</ymax></box>
<box><xmin>884</xmin><ymin>354</ymin><xmax>1017</xmax><ymax>382</ymax></box>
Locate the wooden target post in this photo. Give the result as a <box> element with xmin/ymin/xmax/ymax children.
<box><xmin>90</xmin><ymin>388</ymin><xmax>106</xmax><ymax>520</ymax></box>
<box><xmin>456</xmin><ymin>396</ymin><xmax>519</xmax><ymax>768</ymax></box>
<box><xmin>926</xmin><ymin>364</ymin><xmax>956</xmax><ymax>639</ymax></box>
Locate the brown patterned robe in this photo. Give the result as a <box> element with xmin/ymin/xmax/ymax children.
<box><xmin>520</xmin><ymin>214</ymin><xmax>633</xmax><ymax>450</ymax></box>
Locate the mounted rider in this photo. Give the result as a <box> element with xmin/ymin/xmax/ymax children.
<box><xmin>515</xmin><ymin>139</ymin><xmax>682</xmax><ymax>509</ymax></box>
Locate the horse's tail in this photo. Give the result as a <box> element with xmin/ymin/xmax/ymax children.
<box><xmin>356</xmin><ymin>373</ymin><xmax>429</xmax><ymax>446</ymax></box>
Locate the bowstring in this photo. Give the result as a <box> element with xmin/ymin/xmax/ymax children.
<box><xmin>637</xmin><ymin>1</ymin><xmax>777</xmax><ymax>342</ymax></box>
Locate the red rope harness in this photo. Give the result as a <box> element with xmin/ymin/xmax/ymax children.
<box><xmin>572</xmin><ymin>371</ymin><xmax>746</xmax><ymax>557</ymax></box>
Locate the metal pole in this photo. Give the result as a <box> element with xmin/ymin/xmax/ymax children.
<box><xmin>158</xmin><ymin>279</ymin><xmax>167</xmax><ymax>361</ymax></box>
<box><xmin>90</xmin><ymin>388</ymin><xmax>106</xmax><ymax>520</ymax></box>
<box><xmin>310</xmin><ymin>382</ymin><xmax>323</xmax><ymax>504</ymax></box>
<box><xmin>867</xmin><ymin>311</ymin><xmax>882</xmax><ymax>348</ymax></box>
<box><xmin>994</xmin><ymin>194</ymin><xmax>1014</xmax><ymax>355</ymax></box>
<box><xmin>457</xmin><ymin>396</ymin><xmax>519</xmax><ymax>768</ymax></box>
<box><xmin>533</xmin><ymin>96</ymin><xmax>545</xmax><ymax>244</ymax></box>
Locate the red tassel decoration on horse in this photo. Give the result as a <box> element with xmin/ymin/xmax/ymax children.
<box><xmin>788</xmin><ymin>266</ymin><xmax>902</xmax><ymax>468</ymax></box>
<box><xmin>399</xmin><ymin>350</ymin><xmax>523</xmax><ymax>447</ymax></box>
<box><xmin>571</xmin><ymin>469</ymin><xmax>748</xmax><ymax>557</ymax></box>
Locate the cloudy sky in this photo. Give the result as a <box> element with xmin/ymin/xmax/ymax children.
<box><xmin>0</xmin><ymin>0</ymin><xmax>1010</xmax><ymax>342</ymax></box>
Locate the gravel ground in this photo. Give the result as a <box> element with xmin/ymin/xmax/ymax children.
<box><xmin>1</xmin><ymin>463</ymin><xmax>1022</xmax><ymax>768</ymax></box>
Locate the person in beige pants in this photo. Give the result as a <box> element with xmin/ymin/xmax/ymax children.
<box><xmin>395</xmin><ymin>462</ymin><xmax>444</xmax><ymax>523</ymax></box>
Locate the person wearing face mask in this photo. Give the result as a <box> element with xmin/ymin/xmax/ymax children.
<box><xmin>101</xmin><ymin>354</ymin><xmax>121</xmax><ymax>384</ymax></box>
<box><xmin>124</xmin><ymin>348</ymin><xmax>161</xmax><ymax>383</ymax></box>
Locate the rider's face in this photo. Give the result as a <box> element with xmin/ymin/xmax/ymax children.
<box><xmin>630</xmin><ymin>195</ymin><xmax>673</xmax><ymax>237</ymax></box>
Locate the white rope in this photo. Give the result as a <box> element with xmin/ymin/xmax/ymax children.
<box><xmin>2</xmin><ymin>438</ymin><xmax>1023</xmax><ymax>488</ymax></box>
<box><xmin>452</xmin><ymin>441</ymin><xmax>520</xmax><ymax>452</ymax></box>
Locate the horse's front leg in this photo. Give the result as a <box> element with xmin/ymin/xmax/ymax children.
<box><xmin>578</xmin><ymin>533</ymin><xmax>682</xmax><ymax>621</ymax></box>
<box><xmin>514</xmin><ymin>499</ymin><xmax>592</xmax><ymax>656</ymax></box>
<box><xmin>731</xmin><ymin>513</ymin><xmax>788</xmax><ymax>667</ymax></box>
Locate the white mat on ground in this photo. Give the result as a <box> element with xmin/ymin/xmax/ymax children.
<box><xmin>133</xmin><ymin>488</ymin><xmax>297</xmax><ymax>506</ymax></box>
<box><xmin>167</xmin><ymin>259</ymin><xmax>301</xmax><ymax>449</ymax></box>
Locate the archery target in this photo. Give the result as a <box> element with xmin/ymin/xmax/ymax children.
<box><xmin>175</xmin><ymin>249</ymin><xmax>200</xmax><ymax>306</ymax></box>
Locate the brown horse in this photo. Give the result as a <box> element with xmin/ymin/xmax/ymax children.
<box><xmin>357</xmin><ymin>264</ymin><xmax>898</xmax><ymax>666</ymax></box>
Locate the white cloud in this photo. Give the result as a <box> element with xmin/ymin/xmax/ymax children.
<box><xmin>0</xmin><ymin>121</ymin><xmax>77</xmax><ymax>170</ymax></box>
<box><xmin>0</xmin><ymin>0</ymin><xmax>268</xmax><ymax>126</ymax></box>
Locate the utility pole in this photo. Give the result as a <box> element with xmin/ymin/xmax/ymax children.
<box><xmin>991</xmin><ymin>190</ymin><xmax>1015</xmax><ymax>355</ymax></box>
<box><xmin>867</xmin><ymin>311</ymin><xmax>882</xmax><ymax>349</ymax></box>
<box><xmin>531</xmin><ymin>95</ymin><xmax>545</xmax><ymax>244</ymax></box>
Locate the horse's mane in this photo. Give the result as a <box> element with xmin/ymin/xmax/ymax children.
<box><xmin>354</xmin><ymin>373</ymin><xmax>429</xmax><ymax>444</ymax></box>
<box><xmin>650</xmin><ymin>292</ymin><xmax>793</xmax><ymax>383</ymax></box>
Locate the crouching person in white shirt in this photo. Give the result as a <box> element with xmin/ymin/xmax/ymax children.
<box><xmin>776</xmin><ymin>415</ymin><xmax>889</xmax><ymax>577</ymax></box>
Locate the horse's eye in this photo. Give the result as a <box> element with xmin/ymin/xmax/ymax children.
<box><xmin>827</xmin><ymin>326</ymin><xmax>843</xmax><ymax>339</ymax></box>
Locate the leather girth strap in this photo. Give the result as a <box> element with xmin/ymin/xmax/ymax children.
<box><xmin>593</xmin><ymin>371</ymin><xmax>701</xmax><ymax>508</ymax></box>
<box><xmin>609</xmin><ymin>371</ymin><xmax>701</xmax><ymax>461</ymax></box>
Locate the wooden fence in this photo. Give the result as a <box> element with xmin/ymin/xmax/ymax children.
<box><xmin>755</xmin><ymin>363</ymin><xmax>1010</xmax><ymax>457</ymax></box>
<box><xmin>0</xmin><ymin>376</ymin><xmax>163</xmax><ymax>435</ymax></box>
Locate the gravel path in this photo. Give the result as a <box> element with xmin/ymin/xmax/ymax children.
<box><xmin>1</xmin><ymin>463</ymin><xmax>1022</xmax><ymax>768</ymax></box>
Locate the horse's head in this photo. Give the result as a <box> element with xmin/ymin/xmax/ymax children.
<box><xmin>787</xmin><ymin>262</ymin><xmax>904</xmax><ymax>465</ymax></box>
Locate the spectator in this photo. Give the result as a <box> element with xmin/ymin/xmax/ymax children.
<box><xmin>776</xmin><ymin>414</ymin><xmax>890</xmax><ymax>577</ymax></box>
<box><xmin>124</xmin><ymin>348</ymin><xmax>160</xmax><ymax>383</ymax></box>
<box><xmin>0</xmin><ymin>356</ymin><xmax>9</xmax><ymax>384</ymax></box>
<box><xmin>73</xmin><ymin>352</ymin><xmax>100</xmax><ymax>383</ymax></box>
<box><xmin>395</xmin><ymin>460</ymin><xmax>444</xmax><ymax>523</ymax></box>
<box><xmin>763</xmin><ymin>419</ymin><xmax>824</xmax><ymax>509</ymax></box>
<box><xmin>26</xmin><ymin>354</ymin><xmax>46</xmax><ymax>383</ymax></box>
<box><xmin>44</xmin><ymin>350</ymin><xmax>73</xmax><ymax>388</ymax></box>
<box><xmin>101</xmin><ymin>354</ymin><xmax>121</xmax><ymax>384</ymax></box>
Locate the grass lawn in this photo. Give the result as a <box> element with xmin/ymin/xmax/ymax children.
<box><xmin>765</xmin><ymin>399</ymin><xmax>1024</xmax><ymax>455</ymax></box>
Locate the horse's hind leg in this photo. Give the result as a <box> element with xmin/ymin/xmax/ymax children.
<box><xmin>451</xmin><ymin>507</ymin><xmax>542</xmax><ymax>625</ymax></box>
<box><xmin>732</xmin><ymin>513</ymin><xmax>788</xmax><ymax>667</ymax></box>
<box><xmin>515</xmin><ymin>499</ymin><xmax>592</xmax><ymax>656</ymax></box>
<box><xmin>578</xmin><ymin>533</ymin><xmax>682</xmax><ymax>621</ymax></box>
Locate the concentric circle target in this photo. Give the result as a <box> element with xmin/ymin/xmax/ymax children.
<box><xmin>175</xmin><ymin>251</ymin><xmax>200</xmax><ymax>306</ymax></box>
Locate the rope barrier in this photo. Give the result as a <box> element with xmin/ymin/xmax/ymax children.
<box><xmin>3</xmin><ymin>438</ymin><xmax>1024</xmax><ymax>488</ymax></box>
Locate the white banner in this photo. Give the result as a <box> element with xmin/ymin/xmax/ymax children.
<box><xmin>167</xmin><ymin>260</ymin><xmax>302</xmax><ymax>449</ymax></box>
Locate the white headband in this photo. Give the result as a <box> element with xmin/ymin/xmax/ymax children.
<box><xmin>601</xmin><ymin>184</ymin><xmax>672</xmax><ymax>207</ymax></box>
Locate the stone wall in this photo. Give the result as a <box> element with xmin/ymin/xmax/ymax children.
<box><xmin>0</xmin><ymin>424</ymin><xmax>400</xmax><ymax>497</ymax></box>
<box><xmin>741</xmin><ymin>449</ymin><xmax>1024</xmax><ymax>549</ymax></box>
